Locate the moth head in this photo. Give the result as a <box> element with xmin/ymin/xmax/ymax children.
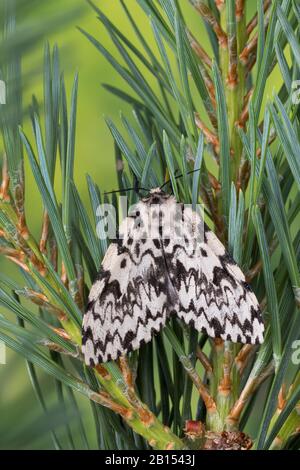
<box><xmin>142</xmin><ymin>187</ymin><xmax>171</xmax><ymax>204</ymax></box>
<box><xmin>149</xmin><ymin>187</ymin><xmax>164</xmax><ymax>194</ymax></box>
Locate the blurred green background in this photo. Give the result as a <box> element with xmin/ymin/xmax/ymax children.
<box><xmin>0</xmin><ymin>0</ymin><xmax>282</xmax><ymax>449</ymax></box>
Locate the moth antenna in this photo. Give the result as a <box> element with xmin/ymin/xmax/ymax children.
<box><xmin>160</xmin><ymin>168</ymin><xmax>202</xmax><ymax>191</ymax></box>
<box><xmin>133</xmin><ymin>175</ymin><xmax>140</xmax><ymax>196</ymax></box>
<box><xmin>104</xmin><ymin>187</ymin><xmax>150</xmax><ymax>196</ymax></box>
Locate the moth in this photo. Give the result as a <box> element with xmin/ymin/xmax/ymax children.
<box><xmin>82</xmin><ymin>188</ymin><xmax>264</xmax><ymax>365</ymax></box>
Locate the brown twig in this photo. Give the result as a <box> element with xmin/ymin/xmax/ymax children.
<box><xmin>118</xmin><ymin>355</ymin><xmax>155</xmax><ymax>427</ymax></box>
<box><xmin>39</xmin><ymin>211</ymin><xmax>50</xmax><ymax>254</ymax></box>
<box><xmin>119</xmin><ymin>375</ymin><xmax>156</xmax><ymax>427</ymax></box>
<box><xmin>186</xmin><ymin>29</ymin><xmax>212</xmax><ymax>68</ymax></box>
<box><xmin>208</xmin><ymin>172</ymin><xmax>221</xmax><ymax>192</ymax></box>
<box><xmin>227</xmin><ymin>4</ymin><xmax>239</xmax><ymax>88</ymax></box>
<box><xmin>246</xmin><ymin>54</ymin><xmax>257</xmax><ymax>78</ymax></box>
<box><xmin>180</xmin><ymin>355</ymin><xmax>218</xmax><ymax>414</ymax></box>
<box><xmin>201</xmin><ymin>186</ymin><xmax>225</xmax><ymax>241</ymax></box>
<box><xmin>235</xmin><ymin>344</ymin><xmax>255</xmax><ymax>374</ymax></box>
<box><xmin>0</xmin><ymin>246</ymin><xmax>24</xmax><ymax>259</ymax></box>
<box><xmin>186</xmin><ymin>31</ymin><xmax>216</xmax><ymax>109</ymax></box>
<box><xmin>195</xmin><ymin>112</ymin><xmax>220</xmax><ymax>153</ymax></box>
<box><xmin>236</xmin><ymin>159</ymin><xmax>250</xmax><ymax>191</ymax></box>
<box><xmin>0</xmin><ymin>154</ymin><xmax>10</xmax><ymax>202</ymax></box>
<box><xmin>196</xmin><ymin>346</ymin><xmax>213</xmax><ymax>376</ymax></box>
<box><xmin>227</xmin><ymin>55</ymin><xmax>238</xmax><ymax>89</ymax></box>
<box><xmin>51</xmin><ymin>327</ymin><xmax>72</xmax><ymax>341</ymax></box>
<box><xmin>6</xmin><ymin>255</ymin><xmax>30</xmax><ymax>272</ymax></box>
<box><xmin>90</xmin><ymin>390</ymin><xmax>133</xmax><ymax>420</ymax></box>
<box><xmin>14</xmin><ymin>182</ymin><xmax>29</xmax><ymax>239</ymax></box>
<box><xmin>39</xmin><ymin>339</ymin><xmax>81</xmax><ymax>358</ymax></box>
<box><xmin>246</xmin><ymin>238</ymin><xmax>277</xmax><ymax>282</ymax></box>
<box><xmin>219</xmin><ymin>345</ymin><xmax>233</xmax><ymax>395</ymax></box>
<box><xmin>61</xmin><ymin>261</ymin><xmax>68</xmax><ymax>286</ymax></box>
<box><xmin>95</xmin><ymin>363</ymin><xmax>112</xmax><ymax>379</ymax></box>
<box><xmin>278</xmin><ymin>384</ymin><xmax>286</xmax><ymax>411</ymax></box>
<box><xmin>236</xmin><ymin>0</ymin><xmax>246</xmax><ymax>22</ymax></box>
<box><xmin>246</xmin><ymin>260</ymin><xmax>263</xmax><ymax>283</ymax></box>
<box><xmin>215</xmin><ymin>0</ymin><xmax>225</xmax><ymax>12</ymax></box>
<box><xmin>49</xmin><ymin>235</ymin><xmax>58</xmax><ymax>271</ymax></box>
<box><xmin>119</xmin><ymin>355</ymin><xmax>135</xmax><ymax>390</ymax></box>
<box><xmin>0</xmin><ymin>208</ymin><xmax>46</xmax><ymax>275</ymax></box>
<box><xmin>256</xmin><ymin>131</ymin><xmax>276</xmax><ymax>158</ymax></box>
<box><xmin>226</xmin><ymin>361</ymin><xmax>275</xmax><ymax>428</ymax></box>
<box><xmin>189</xmin><ymin>0</ymin><xmax>227</xmax><ymax>47</ymax></box>
<box><xmin>21</xmin><ymin>288</ymin><xmax>68</xmax><ymax>320</ymax></box>
<box><xmin>76</xmin><ymin>264</ymin><xmax>85</xmax><ymax>311</ymax></box>
<box><xmin>239</xmin><ymin>34</ymin><xmax>258</xmax><ymax>65</ymax></box>
<box><xmin>236</xmin><ymin>89</ymin><xmax>254</xmax><ymax>129</ymax></box>
<box><xmin>246</xmin><ymin>0</ymin><xmax>272</xmax><ymax>36</ymax></box>
<box><xmin>240</xmin><ymin>8</ymin><xmax>271</xmax><ymax>65</ymax></box>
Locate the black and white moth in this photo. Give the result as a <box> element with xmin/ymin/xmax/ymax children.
<box><xmin>82</xmin><ymin>188</ymin><xmax>264</xmax><ymax>365</ymax></box>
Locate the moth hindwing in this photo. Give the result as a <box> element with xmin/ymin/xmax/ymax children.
<box><xmin>82</xmin><ymin>188</ymin><xmax>264</xmax><ymax>365</ymax></box>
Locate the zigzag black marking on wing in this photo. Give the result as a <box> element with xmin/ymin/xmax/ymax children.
<box><xmin>162</xmin><ymin>243</ymin><xmax>246</xmax><ymax>295</ymax></box>
<box><xmin>86</xmin><ymin>259</ymin><xmax>176</xmax><ymax>326</ymax></box>
<box><xmin>166</xmin><ymin>245</ymin><xmax>241</xmax><ymax>281</ymax></box>
<box><xmin>82</xmin><ymin>306</ymin><xmax>170</xmax><ymax>356</ymax></box>
<box><xmin>180</xmin><ymin>303</ymin><xmax>260</xmax><ymax>343</ymax></box>
<box><xmin>89</xmin><ymin>288</ymin><xmax>170</xmax><ymax>326</ymax></box>
<box><xmin>116</xmin><ymin>243</ymin><xmax>167</xmax><ymax>265</ymax></box>
<box><xmin>83</xmin><ymin>303</ymin><xmax>176</xmax><ymax>364</ymax></box>
<box><xmin>168</xmin><ymin>259</ymin><xmax>249</xmax><ymax>310</ymax></box>
<box><xmin>87</xmin><ymin>245</ymin><xmax>245</xmax><ymax>314</ymax></box>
